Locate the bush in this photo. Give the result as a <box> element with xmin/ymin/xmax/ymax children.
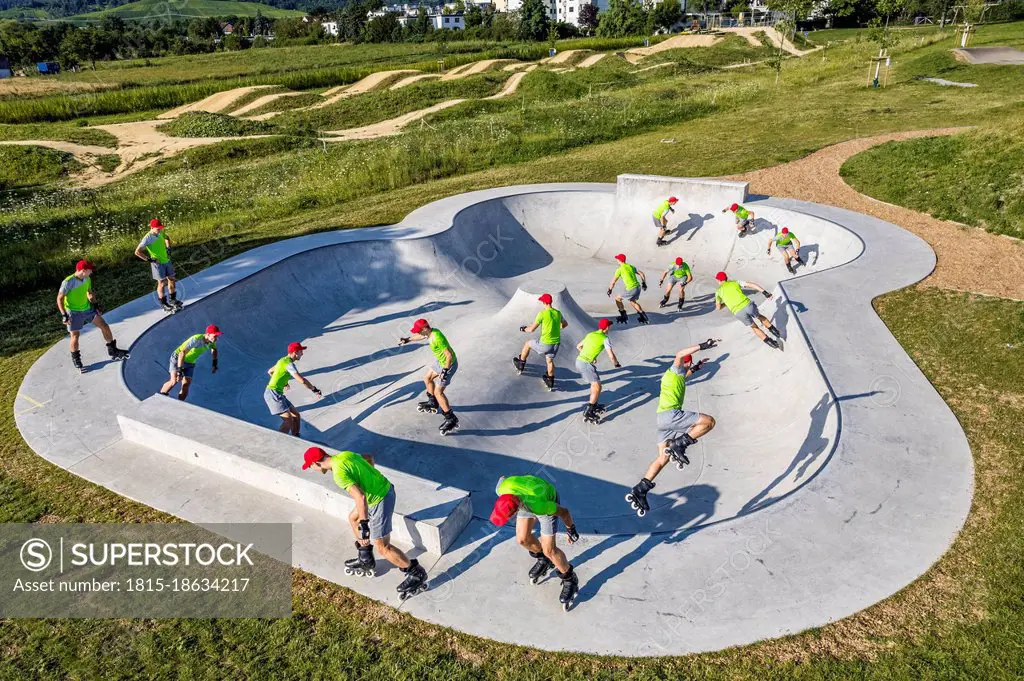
<box><xmin>157</xmin><ymin>112</ymin><xmax>277</xmax><ymax>138</ymax></box>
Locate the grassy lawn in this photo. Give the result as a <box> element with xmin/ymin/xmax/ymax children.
<box><xmin>0</xmin><ymin>21</ymin><xmax>1023</xmax><ymax>679</ymax></box>
<box><xmin>0</xmin><ymin>146</ymin><xmax>83</xmax><ymax>190</ymax></box>
<box><xmin>68</xmin><ymin>0</ymin><xmax>305</xmax><ymax>20</ymax></box>
<box><xmin>0</xmin><ymin>123</ymin><xmax>119</xmax><ymax>148</ymax></box>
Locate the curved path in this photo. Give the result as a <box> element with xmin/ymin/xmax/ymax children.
<box><xmin>16</xmin><ymin>176</ymin><xmax>972</xmax><ymax>655</ymax></box>
<box><xmin>158</xmin><ymin>85</ymin><xmax>276</xmax><ymax>120</ymax></box>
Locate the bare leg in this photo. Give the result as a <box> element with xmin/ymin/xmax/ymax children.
<box><xmin>631</xmin><ymin>300</ymin><xmax>644</xmax><ymax>313</ymax></box>
<box><xmin>435</xmin><ymin>384</ymin><xmax>451</xmax><ymax>413</ymax></box>
<box><xmin>614</xmin><ymin>296</ymin><xmax>625</xmax><ymax>312</ymax></box>
<box><xmin>539</xmin><ymin>534</ymin><xmax>570</xmax><ymax>573</ymax></box>
<box><xmin>167</xmin><ymin>277</ymin><xmax>177</xmax><ymax>297</ymax></box>
<box><xmin>160</xmin><ymin>370</ymin><xmax>178</xmax><ymax>396</ymax></box>
<box><xmin>177</xmin><ymin>377</ymin><xmax>191</xmax><ymax>401</ymax></box>
<box><xmin>644</xmin><ymin>442</ymin><xmax>672</xmax><ymax>482</ymax></box>
<box><xmin>589</xmin><ymin>381</ymin><xmax>602</xmax><ymax>404</ymax></box>
<box><xmin>545</xmin><ymin>356</ymin><xmax>555</xmax><ymax>378</ymax></box>
<box><xmin>373</xmin><ymin>537</ymin><xmax>411</xmax><ymax>569</ymax></box>
<box><xmin>750</xmin><ymin>323</ymin><xmax>767</xmax><ymax>341</ymax></box>
<box><xmin>156</xmin><ymin>279</ymin><xmax>165</xmax><ymax>299</ymax></box>
<box><xmin>516</xmin><ymin>517</ymin><xmax>543</xmax><ymax>554</ymax></box>
<box><xmin>288</xmin><ymin>407</ymin><xmax>301</xmax><ymax>436</ymax></box>
<box><xmin>69</xmin><ymin>330</ymin><xmax>80</xmax><ymax>353</ymax></box>
<box><xmin>92</xmin><ymin>315</ymin><xmax>114</xmax><ymax>342</ymax></box>
<box><xmin>423</xmin><ymin>371</ymin><xmax>437</xmax><ymax>397</ymax></box>
<box><xmin>645</xmin><ymin>414</ymin><xmax>715</xmax><ymax>481</ymax></box>
<box><xmin>520</xmin><ymin>341</ymin><xmax>532</xmax><ymax>362</ymax></box>
<box><xmin>278</xmin><ymin>415</ymin><xmax>292</xmax><ymax>434</ymax></box>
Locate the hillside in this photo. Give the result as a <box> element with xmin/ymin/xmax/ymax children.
<box><xmin>69</xmin><ymin>0</ymin><xmax>304</xmax><ymax>20</ymax></box>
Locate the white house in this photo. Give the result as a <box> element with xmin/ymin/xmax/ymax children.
<box><xmin>321</xmin><ymin>21</ymin><xmax>339</xmax><ymax>36</ymax></box>
<box><xmin>431</xmin><ymin>12</ymin><xmax>466</xmax><ymax>29</ymax></box>
<box><xmin>554</xmin><ymin>0</ymin><xmax>608</xmax><ymax>27</ymax></box>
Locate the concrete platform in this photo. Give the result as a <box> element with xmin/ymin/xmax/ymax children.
<box><xmin>15</xmin><ymin>177</ymin><xmax>973</xmax><ymax>656</ymax></box>
<box><xmin>952</xmin><ymin>46</ymin><xmax>1024</xmax><ymax>65</ymax></box>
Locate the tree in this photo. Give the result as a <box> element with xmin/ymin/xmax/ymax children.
<box><xmin>253</xmin><ymin>10</ymin><xmax>271</xmax><ymax>37</ymax></box>
<box><xmin>765</xmin><ymin>0</ymin><xmax>815</xmax><ymax>82</ymax></box>
<box><xmin>578</xmin><ymin>3</ymin><xmax>599</xmax><ymax>34</ymax></box>
<box><xmin>465</xmin><ymin>3</ymin><xmax>484</xmax><ymax>27</ymax></box>
<box><xmin>58</xmin><ymin>27</ymin><xmax>90</xmax><ymax>70</ymax></box>
<box><xmin>518</xmin><ymin>0</ymin><xmax>551</xmax><ymax>40</ymax></box>
<box><xmin>596</xmin><ymin>0</ymin><xmax>648</xmax><ymax>37</ymax></box>
<box><xmin>651</xmin><ymin>0</ymin><xmax>682</xmax><ymax>30</ymax></box>
<box><xmin>410</xmin><ymin>6</ymin><xmax>433</xmax><ymax>37</ymax></box>
<box><xmin>363</xmin><ymin>13</ymin><xmax>403</xmax><ymax>42</ymax></box>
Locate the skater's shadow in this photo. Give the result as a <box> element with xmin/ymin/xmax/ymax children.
<box><xmin>686</xmin><ymin>352</ymin><xmax>727</xmax><ymax>386</ymax></box>
<box><xmin>799</xmin><ymin>243</ymin><xmax>820</xmax><ymax>267</ymax></box>
<box><xmin>771</xmin><ymin>301</ymin><xmax>791</xmax><ymax>342</ymax></box>
<box><xmin>323</xmin><ymin>300</ymin><xmax>472</xmax><ymax>334</ymax></box>
<box><xmin>427</xmin><ymin>524</ymin><xmax>509</xmax><ymax>593</ymax></box>
<box><xmin>571</xmin><ymin>483</ymin><xmax>719</xmax><ymax>606</ymax></box>
<box><xmin>746</xmin><ymin>217</ymin><xmax>774</xmax><ymax>237</ymax></box>
<box><xmin>84</xmin><ymin>358</ymin><xmax>119</xmax><ymax>372</ymax></box>
<box><xmin>302</xmin><ymin>344</ymin><xmax>419</xmax><ymax>378</ymax></box>
<box><xmin>302</xmin><ymin>371</ymin><xmax>412</xmax><ymax>411</ymax></box>
<box><xmin>670</xmin><ymin>213</ymin><xmax>713</xmax><ymax>243</ymax></box>
<box><xmin>641</xmin><ymin>293</ymin><xmax>717</xmax><ymax>324</ymax></box>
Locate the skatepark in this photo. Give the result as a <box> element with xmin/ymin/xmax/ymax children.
<box><xmin>15</xmin><ymin>174</ymin><xmax>973</xmax><ymax>655</ymax></box>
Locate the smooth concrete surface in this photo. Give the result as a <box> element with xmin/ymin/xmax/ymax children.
<box><xmin>15</xmin><ymin>177</ymin><xmax>973</xmax><ymax>656</ymax></box>
<box><xmin>118</xmin><ymin>396</ymin><xmax>472</xmax><ymax>555</ymax></box>
<box><xmin>952</xmin><ymin>46</ymin><xmax>1024</xmax><ymax>65</ymax></box>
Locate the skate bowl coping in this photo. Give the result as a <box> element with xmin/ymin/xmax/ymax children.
<box><xmin>616</xmin><ymin>174</ymin><xmax>748</xmax><ymax>208</ymax></box>
<box><xmin>118</xmin><ymin>396</ymin><xmax>473</xmax><ymax>555</ymax></box>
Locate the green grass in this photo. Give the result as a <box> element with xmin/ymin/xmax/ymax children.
<box><xmin>0</xmin><ymin>146</ymin><xmax>83</xmax><ymax>190</ymax></box>
<box><xmin>840</xmin><ymin>124</ymin><xmax>1024</xmax><ymax>239</ymax></box>
<box><xmin>0</xmin><ymin>123</ymin><xmax>118</xmax><ymax>148</ymax></box>
<box><xmin>69</xmin><ymin>0</ymin><xmax>303</xmax><ymax>21</ymax></box>
<box><xmin>647</xmin><ymin>35</ymin><xmax>776</xmax><ymax>68</ymax></box>
<box><xmin>93</xmin><ymin>153</ymin><xmax>120</xmax><ymax>172</ymax></box>
<box><xmin>156</xmin><ymin>111</ymin><xmax>276</xmax><ymax>138</ymax></box>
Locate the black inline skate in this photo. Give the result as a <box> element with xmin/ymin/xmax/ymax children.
<box><xmin>625</xmin><ymin>477</ymin><xmax>655</xmax><ymax>517</ymax></box>
<box><xmin>677</xmin><ymin>297</ymin><xmax>685</xmax><ymax>311</ymax></box>
<box><xmin>582</xmin><ymin>403</ymin><xmax>602</xmax><ymax>424</ymax></box>
<box><xmin>637</xmin><ymin>311</ymin><xmax>650</xmax><ymax>325</ymax></box>
<box><xmin>160</xmin><ymin>300</ymin><xmax>177</xmax><ymax>314</ymax></box>
<box><xmin>558</xmin><ymin>566</ymin><xmax>579</xmax><ymax>612</ymax></box>
<box><xmin>542</xmin><ymin>374</ymin><xmax>555</xmax><ymax>392</ymax></box>
<box><xmin>396</xmin><ymin>559</ymin><xmax>428</xmax><ymax>600</ymax></box>
<box><xmin>528</xmin><ymin>551</ymin><xmax>554</xmax><ymax>585</ymax></box>
<box><xmin>106</xmin><ymin>340</ymin><xmax>130</xmax><ymax>361</ymax></box>
<box><xmin>71</xmin><ymin>351</ymin><xmax>84</xmax><ymax>373</ymax></box>
<box><xmin>659</xmin><ymin>294</ymin><xmax>670</xmax><ymax>308</ymax></box>
<box><xmin>344</xmin><ymin>542</ymin><xmax>376</xmax><ymax>577</ymax></box>
<box><xmin>616</xmin><ymin>310</ymin><xmax>628</xmax><ymax>324</ymax></box>
<box><xmin>417</xmin><ymin>394</ymin><xmax>439</xmax><ymax>414</ymax></box>
<box><xmin>512</xmin><ymin>356</ymin><xmax>526</xmax><ymax>375</ymax></box>
<box><xmin>666</xmin><ymin>434</ymin><xmax>696</xmax><ymax>470</ymax></box>
<box><xmin>439</xmin><ymin>411</ymin><xmax>460</xmax><ymax>436</ymax></box>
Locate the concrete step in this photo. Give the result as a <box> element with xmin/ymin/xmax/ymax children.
<box><xmin>117</xmin><ymin>396</ymin><xmax>472</xmax><ymax>554</ymax></box>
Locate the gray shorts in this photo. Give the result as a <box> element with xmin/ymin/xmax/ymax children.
<box><xmin>738</xmin><ymin>218</ymin><xmax>754</xmax><ymax>230</ymax></box>
<box><xmin>622</xmin><ymin>287</ymin><xmax>640</xmax><ymax>302</ymax></box>
<box><xmin>735</xmin><ymin>301</ymin><xmax>761</xmax><ymax>327</ymax></box>
<box><xmin>575</xmin><ymin>358</ymin><xmax>600</xmax><ymax>384</ymax></box>
<box><xmin>668</xmin><ymin>276</ymin><xmax>688</xmax><ymax>287</ymax></box>
<box><xmin>169</xmin><ymin>356</ymin><xmax>195</xmax><ymax>378</ymax></box>
<box><xmin>529</xmin><ymin>340</ymin><xmax>560</xmax><ymax>358</ymax></box>
<box><xmin>653</xmin><ymin>215</ymin><xmax>666</xmax><ymax>229</ymax></box>
<box><xmin>780</xmin><ymin>245</ymin><xmax>798</xmax><ymax>257</ymax></box>
<box><xmin>67</xmin><ymin>309</ymin><xmax>96</xmax><ymax>332</ymax></box>
<box><xmin>517</xmin><ymin>493</ymin><xmax>560</xmax><ymax>536</ymax></box>
<box><xmin>431</xmin><ymin>359</ymin><xmax>458</xmax><ymax>387</ymax></box>
<box><xmin>150</xmin><ymin>261</ymin><xmax>175</xmax><ymax>281</ymax></box>
<box><xmin>263</xmin><ymin>388</ymin><xmax>293</xmax><ymax>416</ymax></box>
<box><xmin>657</xmin><ymin>408</ymin><xmax>700</xmax><ymax>444</ymax></box>
<box><xmin>367</xmin><ymin>485</ymin><xmax>396</xmax><ymax>540</ymax></box>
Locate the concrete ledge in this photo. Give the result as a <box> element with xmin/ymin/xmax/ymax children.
<box><xmin>616</xmin><ymin>173</ymin><xmax>748</xmax><ymax>206</ymax></box>
<box><xmin>117</xmin><ymin>396</ymin><xmax>472</xmax><ymax>555</ymax></box>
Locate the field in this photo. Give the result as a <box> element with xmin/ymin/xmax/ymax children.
<box><xmin>1</xmin><ymin>20</ymin><xmax>1023</xmax><ymax>679</ymax></box>
<box><xmin>68</xmin><ymin>0</ymin><xmax>304</xmax><ymax>21</ymax></box>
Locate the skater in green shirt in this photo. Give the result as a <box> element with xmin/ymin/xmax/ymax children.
<box><xmin>134</xmin><ymin>218</ymin><xmax>182</xmax><ymax>313</ymax></box>
<box><xmin>56</xmin><ymin>259</ymin><xmax>130</xmax><ymax>373</ymax></box>
<box><xmin>490</xmin><ymin>475</ymin><xmax>580</xmax><ymax>611</ymax></box>
<box><xmin>302</xmin><ymin>447</ymin><xmax>428</xmax><ymax>600</ymax></box>
<box><xmin>626</xmin><ymin>341</ymin><xmax>719</xmax><ymax>517</ymax></box>
<box><xmin>714</xmin><ymin>272</ymin><xmax>781</xmax><ymax>350</ymax></box>
<box><xmin>658</xmin><ymin>257</ymin><xmax>694</xmax><ymax>310</ymax></box>
<box><xmin>652</xmin><ymin>196</ymin><xmax>679</xmax><ymax>246</ymax></box>
<box><xmin>722</xmin><ymin>203</ymin><xmax>755</xmax><ymax>236</ymax></box>
<box><xmin>514</xmin><ymin>293</ymin><xmax>568</xmax><ymax>391</ymax></box>
<box><xmin>767</xmin><ymin>227</ymin><xmax>804</xmax><ymax>274</ymax></box>
<box><xmin>264</xmin><ymin>341</ymin><xmax>323</xmax><ymax>436</ymax></box>
<box><xmin>576</xmin><ymin>318</ymin><xmax>621</xmax><ymax>425</ymax></box>
<box><xmin>160</xmin><ymin>324</ymin><xmax>222</xmax><ymax>401</ymax></box>
<box><xmin>607</xmin><ymin>253</ymin><xmax>649</xmax><ymax>324</ymax></box>
<box><xmin>400</xmin><ymin>318</ymin><xmax>460</xmax><ymax>435</ymax></box>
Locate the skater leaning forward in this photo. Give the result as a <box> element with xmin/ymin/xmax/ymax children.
<box><xmin>514</xmin><ymin>293</ymin><xmax>568</xmax><ymax>391</ymax></box>
<box><xmin>160</xmin><ymin>325</ymin><xmax>222</xmax><ymax>401</ymax></box>
<box><xmin>722</xmin><ymin>203</ymin><xmax>755</xmax><ymax>236</ymax></box>
<box><xmin>400</xmin><ymin>318</ymin><xmax>460</xmax><ymax>435</ymax></box>
<box><xmin>575</xmin><ymin>318</ymin><xmax>621</xmax><ymax>424</ymax></box>
<box><xmin>302</xmin><ymin>447</ymin><xmax>428</xmax><ymax>600</ymax></box>
<box><xmin>768</xmin><ymin>227</ymin><xmax>804</xmax><ymax>274</ymax></box>
<box><xmin>57</xmin><ymin>259</ymin><xmax>130</xmax><ymax>372</ymax></box>
<box><xmin>135</xmin><ymin>218</ymin><xmax>182</xmax><ymax>313</ymax></box>
<box><xmin>490</xmin><ymin>475</ymin><xmax>580</xmax><ymax>611</ymax></box>
<box><xmin>265</xmin><ymin>341</ymin><xmax>322</xmax><ymax>436</ymax></box>
<box><xmin>658</xmin><ymin>257</ymin><xmax>693</xmax><ymax>310</ymax></box>
<box><xmin>714</xmin><ymin>272</ymin><xmax>781</xmax><ymax>350</ymax></box>
<box><xmin>607</xmin><ymin>254</ymin><xmax>649</xmax><ymax>324</ymax></box>
<box><xmin>626</xmin><ymin>342</ymin><xmax>719</xmax><ymax>517</ymax></box>
<box><xmin>652</xmin><ymin>196</ymin><xmax>679</xmax><ymax>246</ymax></box>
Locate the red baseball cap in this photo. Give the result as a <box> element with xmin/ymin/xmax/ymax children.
<box><xmin>205</xmin><ymin>324</ymin><xmax>223</xmax><ymax>337</ymax></box>
<box><xmin>410</xmin><ymin>318</ymin><xmax>429</xmax><ymax>334</ymax></box>
<box><xmin>150</xmin><ymin>219</ymin><xmax>164</xmax><ymax>230</ymax></box>
<box><xmin>538</xmin><ymin>293</ymin><xmax>553</xmax><ymax>305</ymax></box>
<box><xmin>715</xmin><ymin>271</ymin><xmax>728</xmax><ymax>281</ymax></box>
<box><xmin>598</xmin><ymin>318</ymin><xmax>612</xmax><ymax>331</ymax></box>
<box><xmin>781</xmin><ymin>227</ymin><xmax>789</xmax><ymax>234</ymax></box>
<box><xmin>614</xmin><ymin>253</ymin><xmax>626</xmax><ymax>262</ymax></box>
<box><xmin>490</xmin><ymin>494</ymin><xmax>519</xmax><ymax>526</ymax></box>
<box><xmin>683</xmin><ymin>354</ymin><xmax>693</xmax><ymax>364</ymax></box>
<box><xmin>729</xmin><ymin>203</ymin><xmax>739</xmax><ymax>211</ymax></box>
<box><xmin>668</xmin><ymin>196</ymin><xmax>678</xmax><ymax>203</ymax></box>
<box><xmin>76</xmin><ymin>259</ymin><xmax>95</xmax><ymax>272</ymax></box>
<box><xmin>287</xmin><ymin>341</ymin><xmax>307</xmax><ymax>354</ymax></box>
<box><xmin>675</xmin><ymin>257</ymin><xmax>683</xmax><ymax>265</ymax></box>
<box><xmin>301</xmin><ymin>446</ymin><xmax>327</xmax><ymax>470</ymax></box>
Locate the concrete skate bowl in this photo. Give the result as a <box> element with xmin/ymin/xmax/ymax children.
<box><xmin>123</xmin><ymin>178</ymin><xmax>863</xmax><ymax>536</ymax></box>
<box><xmin>952</xmin><ymin>46</ymin><xmax>1024</xmax><ymax>65</ymax></box>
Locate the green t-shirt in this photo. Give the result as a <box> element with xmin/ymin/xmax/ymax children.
<box><xmin>266</xmin><ymin>356</ymin><xmax>298</xmax><ymax>393</ymax></box>
<box><xmin>138</xmin><ymin>231</ymin><xmax>170</xmax><ymax>264</ymax></box>
<box><xmin>774</xmin><ymin>231</ymin><xmax>795</xmax><ymax>246</ymax></box>
<box><xmin>534</xmin><ymin>307</ymin><xmax>563</xmax><ymax>345</ymax></box>
<box><xmin>657</xmin><ymin>364</ymin><xmax>687</xmax><ymax>413</ymax></box>
<box><xmin>59</xmin><ymin>275</ymin><xmax>92</xmax><ymax>312</ymax></box>
<box><xmin>577</xmin><ymin>330</ymin><xmax>609</xmax><ymax>364</ymax></box>
<box><xmin>428</xmin><ymin>329</ymin><xmax>455</xmax><ymax>367</ymax></box>
<box><xmin>331</xmin><ymin>451</ymin><xmax>391</xmax><ymax>508</ymax></box>
<box><xmin>174</xmin><ymin>334</ymin><xmax>215</xmax><ymax>364</ymax></box>
<box><xmin>715</xmin><ymin>281</ymin><xmax>751</xmax><ymax>314</ymax></box>
<box><xmin>668</xmin><ymin>261</ymin><xmax>691</xmax><ymax>280</ymax></box>
<box><xmin>616</xmin><ymin>263</ymin><xmax>640</xmax><ymax>290</ymax></box>
<box><xmin>653</xmin><ymin>199</ymin><xmax>673</xmax><ymax>220</ymax></box>
<box><xmin>497</xmin><ymin>475</ymin><xmax>557</xmax><ymax>516</ymax></box>
<box><xmin>734</xmin><ymin>205</ymin><xmax>750</xmax><ymax>220</ymax></box>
